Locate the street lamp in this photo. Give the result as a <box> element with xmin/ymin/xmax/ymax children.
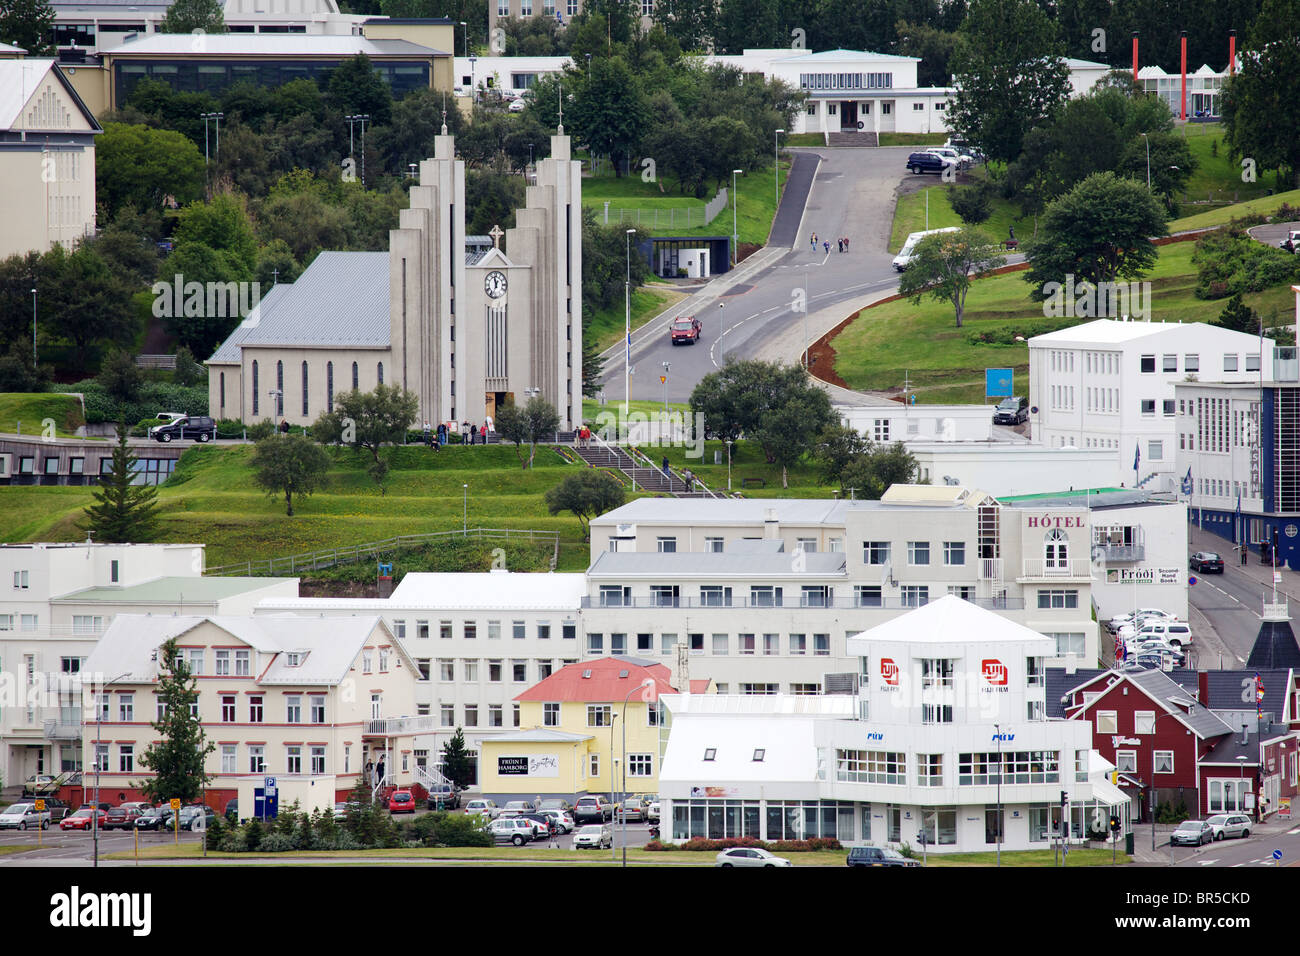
<box><xmin>93</xmin><ymin>671</ymin><xmax>131</xmax><ymax>868</ymax></box>
<box><xmin>725</xmin><ymin>439</ymin><xmax>733</xmax><ymax>492</ymax></box>
<box><xmin>661</xmin><ymin>361</ymin><xmax>670</xmax><ymax>415</ymax></box>
<box><xmin>774</xmin><ymin>129</ymin><xmax>785</xmax><ymax>209</ymax></box>
<box><xmin>620</xmin><ymin>678</ymin><xmax>653</xmax><ymax>867</ymax></box>
<box><xmin>459</xmin><ymin>20</ymin><xmax>468</xmax><ymax>59</ymax></box>
<box><xmin>345</xmin><ymin>114</ymin><xmax>370</xmax><ymax>186</ymax></box>
<box><xmin>1140</xmin><ymin>132</ymin><xmax>1150</xmax><ymax>190</ymax></box>
<box><xmin>625</xmin><ymin>228</ymin><xmax>636</xmax><ymax>410</ymax></box>
<box><xmin>609</xmin><ymin>711</ymin><xmax>618</xmax><ymax>863</ymax></box>
<box><xmin>30</xmin><ymin>286</ymin><xmax>36</xmax><ymax>366</ymax></box>
<box><xmin>1236</xmin><ymin>754</ymin><xmax>1249</xmax><ymax>822</ymax></box>
<box><xmin>468</xmin><ymin>54</ymin><xmax>478</xmax><ymax>101</ymax></box>
<box><xmin>994</xmin><ymin>722</ymin><xmax>1002</xmax><ymax>867</ymax></box>
<box><xmin>731</xmin><ymin>169</ymin><xmax>742</xmax><ymax>267</ymax></box>
<box><xmin>585</xmin><ymin>53</ymin><xmax>592</xmax><ymax>78</ymax></box>
<box><xmin>462</xmin><ymin>483</ymin><xmax>467</xmax><ymax>534</ymax></box>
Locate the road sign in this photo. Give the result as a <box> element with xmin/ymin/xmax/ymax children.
<box><xmin>1273</xmin><ymin>849</ymin><xmax>1283</xmax><ymax>861</ymax></box>
<box><xmin>1189</xmin><ymin>575</ymin><xmax>1198</xmax><ymax>586</ymax></box>
<box><xmin>170</xmin><ymin>798</ymin><xmax>180</xmax><ymax>810</ymax></box>
<box><xmin>659</xmin><ymin>375</ymin><xmax>666</xmax><ymax>384</ymax></box>
<box><xmin>985</xmin><ymin>368</ymin><xmax>1013</xmax><ymax>397</ymax></box>
<box><xmin>34</xmin><ymin>799</ymin><xmax>44</xmax><ymax>811</ymax></box>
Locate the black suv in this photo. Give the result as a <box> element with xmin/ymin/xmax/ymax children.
<box><xmin>993</xmin><ymin>396</ymin><xmax>1029</xmax><ymax>425</ymax></box>
<box><xmin>152</xmin><ymin>415</ymin><xmax>216</xmax><ymax>443</ymax></box>
<box><xmin>846</xmin><ymin>846</ymin><xmax>921</xmax><ymax>867</ymax></box>
<box><xmin>906</xmin><ymin>151</ymin><xmax>951</xmax><ymax>175</ymax></box>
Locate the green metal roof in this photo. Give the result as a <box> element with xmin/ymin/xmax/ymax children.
<box><xmin>54</xmin><ymin>577</ymin><xmax>295</xmax><ymax>604</ymax></box>
<box><xmin>999</xmin><ymin>488</ymin><xmax>1125</xmax><ymax>502</ymax></box>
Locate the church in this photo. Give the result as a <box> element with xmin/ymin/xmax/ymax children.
<box><xmin>207</xmin><ymin>127</ymin><xmax>584</xmax><ymax>432</ymax></box>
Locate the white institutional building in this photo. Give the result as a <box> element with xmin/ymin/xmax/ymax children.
<box><xmin>1029</xmin><ymin>319</ymin><xmax>1277</xmax><ymax>492</ymax></box>
<box><xmin>208</xmin><ymin>128</ymin><xmax>584</xmax><ymax>431</ymax></box>
<box><xmin>656</xmin><ymin>597</ymin><xmax>1126</xmax><ymax>851</ymax></box>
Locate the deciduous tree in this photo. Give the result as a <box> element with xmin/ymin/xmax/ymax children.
<box><xmin>545</xmin><ymin>469</ymin><xmax>626</xmax><ymax>539</ymax></box>
<box><xmin>897</xmin><ymin>228</ymin><xmax>1006</xmax><ymax>328</ymax></box>
<box><xmin>159</xmin><ymin>0</ymin><xmax>223</xmax><ymax>33</ymax></box>
<box><xmin>495</xmin><ymin>396</ymin><xmax>560</xmax><ymax>469</ymax></box>
<box><xmin>250</xmin><ymin>434</ymin><xmax>331</xmax><ymax>516</ymax></box>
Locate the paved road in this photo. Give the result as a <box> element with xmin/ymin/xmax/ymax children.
<box><xmin>602</xmin><ymin>147</ymin><xmax>923</xmax><ymax>404</ymax></box>
<box><xmin>1171</xmin><ymin>820</ymin><xmax>1300</xmax><ymax>868</ymax></box>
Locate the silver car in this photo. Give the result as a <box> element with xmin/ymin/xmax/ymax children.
<box><xmin>715</xmin><ymin>847</ymin><xmax>793</xmax><ymax>867</ymax></box>
<box><xmin>0</xmin><ymin>803</ymin><xmax>49</xmax><ymax>830</ymax></box>
<box><xmin>573</xmin><ymin>824</ymin><xmax>612</xmax><ymax>849</ymax></box>
<box><xmin>1170</xmin><ymin>820</ymin><xmax>1213</xmax><ymax>846</ymax></box>
<box><xmin>1205</xmin><ymin>813</ymin><xmax>1252</xmax><ymax>840</ymax></box>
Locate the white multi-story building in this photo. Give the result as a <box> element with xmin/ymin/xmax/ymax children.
<box><xmin>837</xmin><ymin>402</ymin><xmax>996</xmax><ymax>444</ymax></box>
<box><xmin>657</xmin><ymin>596</ymin><xmax>1126</xmax><ymax>851</ymax></box>
<box><xmin>0</xmin><ymin>542</ymin><xmax>295</xmax><ymax>787</ymax></box>
<box><xmin>255</xmin><ymin>569</ymin><xmax>586</xmax><ymax>782</ymax></box>
<box><xmin>1029</xmin><ymin>319</ymin><xmax>1277</xmax><ymax>492</ymax></box>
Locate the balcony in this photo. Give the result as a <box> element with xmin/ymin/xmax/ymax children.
<box><xmin>43</xmin><ymin>717</ymin><xmax>83</xmax><ymax>741</ymax></box>
<box><xmin>1017</xmin><ymin>559</ymin><xmax>1093</xmax><ymax>582</ymax></box>
<box><xmin>979</xmin><ymin>558</ymin><xmax>1003</xmax><ymax>581</ymax></box>
<box><xmin>365</xmin><ymin>716</ymin><xmax>439</xmax><ymax>736</ymax></box>
<box><xmin>1094</xmin><ymin>543</ymin><xmax>1145</xmax><ymax>563</ymax></box>
<box><xmin>1275</xmin><ymin>347</ymin><xmax>1298</xmax><ymax>383</ymax></box>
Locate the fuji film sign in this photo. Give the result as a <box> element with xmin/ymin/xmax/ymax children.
<box><xmin>981</xmin><ymin>658</ymin><xmax>1009</xmax><ymax>692</ymax></box>
<box><xmin>880</xmin><ymin>658</ymin><xmax>900</xmax><ymax>689</ymax></box>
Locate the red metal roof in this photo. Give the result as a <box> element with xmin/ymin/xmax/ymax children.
<box><xmin>515</xmin><ymin>657</ymin><xmax>679</xmax><ymax>702</ymax></box>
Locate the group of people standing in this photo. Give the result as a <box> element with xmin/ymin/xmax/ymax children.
<box><xmin>421</xmin><ymin>419</ymin><xmax>494</xmax><ymax>448</ymax></box>
<box><xmin>809</xmin><ymin>232</ymin><xmax>850</xmax><ymax>253</ymax></box>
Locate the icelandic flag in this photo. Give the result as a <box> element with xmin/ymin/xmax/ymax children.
<box><xmin>1133</xmin><ymin>443</ymin><xmax>1141</xmax><ymax>475</ymax></box>
<box><xmin>1181</xmin><ymin>468</ymin><xmax>1193</xmax><ymax>495</ymax></box>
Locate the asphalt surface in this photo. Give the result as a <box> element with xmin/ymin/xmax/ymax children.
<box><xmin>602</xmin><ymin>147</ymin><xmax>1025</xmax><ymax>404</ymax></box>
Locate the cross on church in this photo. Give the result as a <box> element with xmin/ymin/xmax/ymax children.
<box><xmin>488</xmin><ymin>224</ymin><xmax>504</xmax><ymax>248</ymax></box>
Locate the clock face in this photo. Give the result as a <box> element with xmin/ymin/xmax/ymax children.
<box><xmin>485</xmin><ymin>271</ymin><xmax>507</xmax><ymax>299</ymax></box>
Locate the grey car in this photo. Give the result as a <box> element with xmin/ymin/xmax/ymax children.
<box><xmin>1205</xmin><ymin>813</ymin><xmax>1252</xmax><ymax>840</ymax></box>
<box><xmin>1170</xmin><ymin>820</ymin><xmax>1214</xmax><ymax>846</ymax></box>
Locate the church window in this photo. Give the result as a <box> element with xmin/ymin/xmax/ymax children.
<box><xmin>302</xmin><ymin>362</ymin><xmax>309</xmax><ymax>416</ymax></box>
<box><xmin>352</xmin><ymin>361</ymin><xmax>359</xmax><ymax>391</ymax></box>
<box><xmin>276</xmin><ymin>361</ymin><xmax>284</xmax><ymax>417</ymax></box>
<box><xmin>377</xmin><ymin>362</ymin><xmax>383</xmax><ymax>385</ymax></box>
<box><xmin>252</xmin><ymin>361</ymin><xmax>259</xmax><ymax>415</ymax></box>
<box><xmin>327</xmin><ymin>362</ymin><xmax>334</xmax><ymax>413</ymax></box>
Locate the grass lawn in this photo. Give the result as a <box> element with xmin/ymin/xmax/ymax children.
<box><xmin>784</xmin><ymin>133</ymin><xmax>825</xmax><ymax>147</ymax></box>
<box><xmin>581</xmin><ymin>398</ymin><xmax>689</xmax><ymax>420</ymax></box>
<box><xmin>889</xmin><ymin>180</ymin><xmax>1032</xmax><ymax>254</ymax></box>
<box><xmin>1175</xmin><ymin>123</ymin><xmax>1278</xmax><ymax>215</ymax></box>
<box><xmin>652</xmin><ymin>161</ymin><xmax>790</xmax><ymax>246</ymax></box>
<box><xmin>879</xmin><ymin>132</ymin><xmax>947</xmax><ymax>147</ymax></box>
<box><xmin>0</xmin><ymin>393</ymin><xmax>85</xmax><ymax>437</ymax></box>
<box><xmin>920</xmin><ymin>848</ymin><xmax>1130</xmax><ymax>867</ymax></box>
<box><xmin>586</xmin><ymin>284</ymin><xmax>689</xmax><ymax>353</ymax></box>
<box><xmin>829</xmin><ymin>239</ymin><xmax>1294</xmax><ymax>403</ymax></box>
<box><xmin>0</xmin><ymin>845</ymin><xmax>33</xmax><ymax>857</ymax></box>
<box><xmin>1169</xmin><ymin>187</ymin><xmax>1300</xmax><ymax>232</ymax></box>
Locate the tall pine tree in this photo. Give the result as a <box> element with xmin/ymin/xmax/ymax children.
<box><xmin>440</xmin><ymin>728</ymin><xmax>474</xmax><ymax>791</ymax></box>
<box><xmin>139</xmin><ymin>638</ymin><xmax>214</xmax><ymax>804</ymax></box>
<box><xmin>0</xmin><ymin>0</ymin><xmax>56</xmax><ymax>56</ymax></box>
<box><xmin>79</xmin><ymin>417</ymin><xmax>161</xmax><ymax>542</ymax></box>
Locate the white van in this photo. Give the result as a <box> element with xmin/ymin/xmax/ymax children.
<box><xmin>892</xmin><ymin>226</ymin><xmax>961</xmax><ymax>272</ymax></box>
<box><xmin>1133</xmin><ymin>620</ymin><xmax>1193</xmax><ymax>649</ymax></box>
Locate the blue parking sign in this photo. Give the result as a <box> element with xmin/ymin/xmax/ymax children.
<box><xmin>985</xmin><ymin>368</ymin><xmax>1013</xmax><ymax>397</ymax></box>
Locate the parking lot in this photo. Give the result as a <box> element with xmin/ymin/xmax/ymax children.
<box><xmin>0</xmin><ymin>824</ymin><xmax>203</xmax><ymax>863</ymax></box>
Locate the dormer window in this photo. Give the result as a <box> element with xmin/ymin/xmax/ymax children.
<box><xmin>619</xmin><ymin>670</ymin><xmax>629</xmax><ymax>678</ymax></box>
<box><xmin>753</xmin><ymin>749</ymin><xmax>765</xmax><ymax>762</ymax></box>
<box><xmin>703</xmin><ymin>748</ymin><xmax>716</xmax><ymax>761</ymax></box>
<box><xmin>581</xmin><ymin>669</ymin><xmax>592</xmax><ymax>679</ymax></box>
<box><xmin>286</xmin><ymin>652</ymin><xmax>307</xmax><ymax>667</ymax></box>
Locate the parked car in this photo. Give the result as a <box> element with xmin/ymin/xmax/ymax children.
<box><xmin>101</xmin><ymin>806</ymin><xmax>142</xmax><ymax>830</ymax></box>
<box><xmin>573</xmin><ymin>796</ymin><xmax>612</xmax><ymax>823</ymax></box>
<box><xmin>1190</xmin><ymin>551</ymin><xmax>1225</xmax><ymax>573</ymax></box>
<box><xmin>1170</xmin><ymin>820</ymin><xmax>1214</xmax><ymax>846</ymax></box>
<box><xmin>1278</xmin><ymin>229</ymin><xmax>1300</xmax><ymax>251</ymax></box>
<box><xmin>1125</xmin><ymin>638</ymin><xmax>1184</xmax><ymax>661</ymax></box>
<box><xmin>574</xmin><ymin>824</ymin><xmax>613</xmax><ymax>849</ymax></box>
<box><xmin>541</xmin><ymin>810</ymin><xmax>575</xmax><ymax>834</ymax></box>
<box><xmin>178</xmin><ymin>805</ymin><xmax>216</xmax><ymax>831</ymax></box>
<box><xmin>151</xmin><ymin>415</ymin><xmax>216</xmax><ymax>443</ymax></box>
<box><xmin>0</xmin><ymin>803</ymin><xmax>50</xmax><ymax>830</ymax></box>
<box><xmin>508</xmin><ymin>98</ymin><xmax>527</xmax><ymax>112</ymax></box>
<box><xmin>225</xmin><ymin>799</ymin><xmax>240</xmax><ymax>822</ymax></box>
<box><xmin>992</xmin><ymin>396</ymin><xmax>1029</xmax><ymax>425</ymax></box>
<box><xmin>27</xmin><ymin>797</ymin><xmax>70</xmax><ymax>821</ymax></box>
<box><xmin>463</xmin><ymin>798</ymin><xmax>501</xmax><ymax>819</ymax></box>
<box><xmin>426</xmin><ymin>785</ymin><xmax>460</xmax><ymax>810</ymax></box>
<box><xmin>119</xmin><ymin>801</ymin><xmax>153</xmax><ymax>816</ymax></box>
<box><xmin>1128</xmin><ymin>621</ymin><xmax>1193</xmax><ymax>649</ymax></box>
<box><xmin>60</xmin><ymin>807</ymin><xmax>108</xmax><ymax>831</ymax></box>
<box><xmin>1109</xmin><ymin>608</ymin><xmax>1175</xmax><ymax>630</ymax></box>
<box><xmin>1205</xmin><ymin>813</ymin><xmax>1252</xmax><ymax>840</ymax></box>
<box><xmin>905</xmin><ymin>151</ymin><xmax>953</xmax><ymax>175</ymax></box>
<box><xmin>488</xmin><ymin>818</ymin><xmax>535</xmax><ymax>845</ymax></box>
<box><xmin>846</xmin><ymin>846</ymin><xmax>921</xmax><ymax>867</ymax></box>
<box><xmin>646</xmin><ymin>799</ymin><xmax>661</xmax><ymax>823</ymax></box>
<box><xmin>670</xmin><ymin>315</ymin><xmax>701</xmax><ymax>345</ymax></box>
<box><xmin>538</xmin><ymin>798</ymin><xmax>573</xmax><ymax>815</ymax></box>
<box><xmin>617</xmin><ymin>798</ymin><xmax>647</xmax><ymax>822</ymax></box>
<box><xmin>945</xmin><ymin>139</ymin><xmax>985</xmax><ymax>163</ymax></box>
<box><xmin>716</xmin><ymin>847</ymin><xmax>793</xmax><ymax>867</ymax></box>
<box><xmin>1125</xmin><ymin>653</ymin><xmax>1168</xmax><ymax>671</ymax></box>
<box><xmin>518</xmin><ymin>812</ymin><xmax>555</xmax><ymax>838</ymax></box>
<box><xmin>146</xmin><ymin>412</ymin><xmax>187</xmax><ymax>439</ymax></box>
<box><xmin>923</xmin><ymin>146</ymin><xmax>971</xmax><ymax>169</ymax></box>
<box><xmin>133</xmin><ymin>807</ymin><xmax>172</xmax><ymax>831</ymax></box>
<box><xmin>388</xmin><ymin>789</ymin><xmax>416</xmax><ymax>814</ymax></box>
<box><xmin>892</xmin><ymin>226</ymin><xmax>960</xmax><ymax>271</ymax></box>
<box><xmin>21</xmin><ymin>774</ymin><xmax>58</xmax><ymax>797</ymax></box>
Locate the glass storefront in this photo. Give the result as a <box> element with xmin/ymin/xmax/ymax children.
<box><xmin>114</xmin><ymin>59</ymin><xmax>431</xmax><ymax>105</ymax></box>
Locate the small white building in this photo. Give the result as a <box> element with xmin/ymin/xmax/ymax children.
<box><xmin>1029</xmin><ymin>319</ymin><xmax>1277</xmax><ymax>493</ymax></box>
<box><xmin>910</xmin><ymin>442</ymin><xmax>1122</xmax><ymax>496</ymax></box>
<box><xmin>837</xmin><ymin>403</ymin><xmax>995</xmax><ymax>444</ymax></box>
<box><xmin>657</xmin><ymin>596</ymin><xmax>1126</xmax><ymax>851</ymax></box>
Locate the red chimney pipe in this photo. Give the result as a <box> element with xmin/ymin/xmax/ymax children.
<box><xmin>1229</xmin><ymin>29</ymin><xmax>1236</xmax><ymax>75</ymax></box>
<box><xmin>1180</xmin><ymin>30</ymin><xmax>1188</xmax><ymax>120</ymax></box>
<box><xmin>1132</xmin><ymin>32</ymin><xmax>1139</xmax><ymax>83</ymax></box>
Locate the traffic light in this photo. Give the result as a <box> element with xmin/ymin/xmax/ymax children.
<box><xmin>1060</xmin><ymin>790</ymin><xmax>1068</xmax><ymax>807</ymax></box>
<box><xmin>1109</xmin><ymin>814</ymin><xmax>1121</xmax><ymax>835</ymax></box>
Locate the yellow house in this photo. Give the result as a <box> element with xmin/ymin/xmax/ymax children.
<box><xmin>478</xmin><ymin>657</ymin><xmax>711</xmax><ymax>797</ymax></box>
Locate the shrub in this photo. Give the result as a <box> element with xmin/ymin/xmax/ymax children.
<box><xmin>0</xmin><ymin>356</ymin><xmax>47</xmax><ymax>392</ymax></box>
<box><xmin>219</xmin><ymin>830</ymin><xmax>247</xmax><ymax>852</ymax></box>
<box><xmin>246</xmin><ymin>418</ymin><xmax>277</xmax><ymax>440</ymax></box>
<box><xmin>257</xmin><ymin>832</ymin><xmax>296</xmax><ymax>852</ymax></box>
<box><xmin>645</xmin><ymin>836</ymin><xmax>841</xmax><ymax>852</ymax></box>
<box><xmin>215</xmin><ymin>418</ymin><xmax>246</xmax><ymax>439</ymax></box>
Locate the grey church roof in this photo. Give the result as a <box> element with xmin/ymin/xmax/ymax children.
<box><xmin>1204</xmin><ymin>669</ymin><xmax>1292</xmax><ymax>723</ymax></box>
<box><xmin>206</xmin><ymin>252</ymin><xmax>389</xmax><ymax>363</ymax></box>
<box><xmin>1246</xmin><ymin>618</ymin><xmax>1300</xmax><ymax>670</ymax></box>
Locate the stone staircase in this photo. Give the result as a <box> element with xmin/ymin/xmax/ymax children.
<box><xmin>571</xmin><ymin>444</ymin><xmax>701</xmax><ymax>496</ymax></box>
<box><xmin>826</xmin><ymin>131</ymin><xmax>879</xmax><ymax>147</ymax></box>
